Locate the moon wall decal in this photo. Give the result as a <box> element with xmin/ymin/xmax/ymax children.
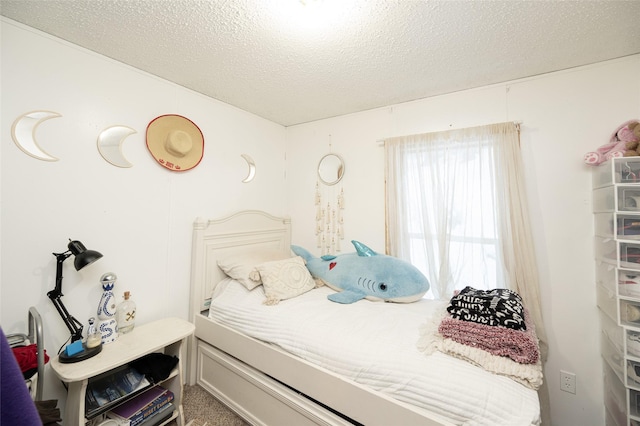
<box><xmin>241</xmin><ymin>154</ymin><xmax>256</xmax><ymax>183</ymax></box>
<box><xmin>11</xmin><ymin>110</ymin><xmax>62</xmax><ymax>161</ymax></box>
<box><xmin>97</xmin><ymin>125</ymin><xmax>137</xmax><ymax>168</ymax></box>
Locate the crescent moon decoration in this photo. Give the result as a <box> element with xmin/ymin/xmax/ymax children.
<box><xmin>241</xmin><ymin>154</ymin><xmax>256</xmax><ymax>183</ymax></box>
<box><xmin>97</xmin><ymin>125</ymin><xmax>137</xmax><ymax>168</ymax></box>
<box><xmin>11</xmin><ymin>110</ymin><xmax>62</xmax><ymax>161</ymax></box>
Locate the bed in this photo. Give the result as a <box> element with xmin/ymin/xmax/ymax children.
<box><xmin>187</xmin><ymin>210</ymin><xmax>541</xmax><ymax>426</ymax></box>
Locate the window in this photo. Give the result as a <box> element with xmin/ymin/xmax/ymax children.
<box><xmin>402</xmin><ymin>139</ymin><xmax>503</xmax><ymax>299</ymax></box>
<box><xmin>385</xmin><ymin>122</ymin><xmax>528</xmax><ymax>301</ymax></box>
<box><xmin>386</xmin><ymin>122</ymin><xmax>548</xmax><ymax>378</ymax></box>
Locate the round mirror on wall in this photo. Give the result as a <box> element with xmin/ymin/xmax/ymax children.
<box><xmin>318</xmin><ymin>153</ymin><xmax>345</xmax><ymax>185</ymax></box>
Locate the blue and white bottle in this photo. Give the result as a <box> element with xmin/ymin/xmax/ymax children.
<box><xmin>97</xmin><ymin>272</ymin><xmax>118</xmax><ymax>344</ymax></box>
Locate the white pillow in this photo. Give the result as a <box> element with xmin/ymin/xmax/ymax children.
<box><xmin>255</xmin><ymin>256</ymin><xmax>316</xmax><ymax>305</ymax></box>
<box><xmin>217</xmin><ymin>249</ymin><xmax>289</xmax><ymax>290</ymax></box>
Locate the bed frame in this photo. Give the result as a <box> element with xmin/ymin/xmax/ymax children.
<box><xmin>187</xmin><ymin>210</ymin><xmax>453</xmax><ymax>426</ymax></box>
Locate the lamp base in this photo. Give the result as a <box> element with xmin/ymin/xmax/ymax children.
<box><xmin>58</xmin><ymin>342</ymin><xmax>102</xmax><ymax>363</ymax></box>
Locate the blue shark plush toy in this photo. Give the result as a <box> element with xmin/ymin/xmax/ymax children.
<box><xmin>291</xmin><ymin>241</ymin><xmax>430</xmax><ymax>304</ymax></box>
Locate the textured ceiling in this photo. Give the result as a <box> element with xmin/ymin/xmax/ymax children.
<box><xmin>2</xmin><ymin>0</ymin><xmax>639</xmax><ymax>126</ymax></box>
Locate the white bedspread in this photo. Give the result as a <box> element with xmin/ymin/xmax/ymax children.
<box><xmin>209</xmin><ymin>279</ymin><xmax>541</xmax><ymax>426</ymax></box>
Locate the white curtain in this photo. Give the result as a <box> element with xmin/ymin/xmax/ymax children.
<box><xmin>384</xmin><ymin>122</ymin><xmax>547</xmax><ymax>359</ymax></box>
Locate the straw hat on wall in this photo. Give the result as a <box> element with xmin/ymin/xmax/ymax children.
<box><xmin>146</xmin><ymin>114</ymin><xmax>204</xmax><ymax>171</ymax></box>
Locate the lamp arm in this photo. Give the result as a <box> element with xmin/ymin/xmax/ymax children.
<box><xmin>47</xmin><ymin>251</ymin><xmax>84</xmax><ymax>342</ymax></box>
<box><xmin>51</xmin><ymin>251</ymin><xmax>71</xmax><ymax>297</ymax></box>
<box><xmin>48</xmin><ymin>294</ymin><xmax>84</xmax><ymax>342</ymax></box>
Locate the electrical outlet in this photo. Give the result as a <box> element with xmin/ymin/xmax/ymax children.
<box><xmin>560</xmin><ymin>370</ymin><xmax>576</xmax><ymax>394</ymax></box>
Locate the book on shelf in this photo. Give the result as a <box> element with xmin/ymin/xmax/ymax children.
<box><xmin>104</xmin><ymin>403</ymin><xmax>174</xmax><ymax>426</ymax></box>
<box><xmin>138</xmin><ymin>402</ymin><xmax>174</xmax><ymax>426</ymax></box>
<box><xmin>106</xmin><ymin>386</ymin><xmax>174</xmax><ymax>426</ymax></box>
<box><xmin>85</xmin><ymin>365</ymin><xmax>151</xmax><ymax>417</ymax></box>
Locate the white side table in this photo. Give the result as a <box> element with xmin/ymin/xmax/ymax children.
<box><xmin>51</xmin><ymin>317</ymin><xmax>195</xmax><ymax>426</ymax></box>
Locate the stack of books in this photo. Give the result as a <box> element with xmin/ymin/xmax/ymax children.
<box><xmin>106</xmin><ymin>386</ymin><xmax>175</xmax><ymax>426</ymax></box>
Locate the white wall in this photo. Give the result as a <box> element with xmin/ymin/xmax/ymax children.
<box><xmin>286</xmin><ymin>56</ymin><xmax>640</xmax><ymax>425</ymax></box>
<box><xmin>1</xmin><ymin>18</ymin><xmax>286</xmax><ymax>409</ymax></box>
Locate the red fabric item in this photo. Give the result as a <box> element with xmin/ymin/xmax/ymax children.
<box><xmin>11</xmin><ymin>344</ymin><xmax>49</xmax><ymax>373</ymax></box>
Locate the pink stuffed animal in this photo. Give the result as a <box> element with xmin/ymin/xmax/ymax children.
<box><xmin>585</xmin><ymin>120</ymin><xmax>640</xmax><ymax>165</ymax></box>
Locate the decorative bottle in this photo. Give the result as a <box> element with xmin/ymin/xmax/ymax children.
<box><xmin>116</xmin><ymin>291</ymin><xmax>136</xmax><ymax>334</ymax></box>
<box><xmin>97</xmin><ymin>272</ymin><xmax>118</xmax><ymax>344</ymax></box>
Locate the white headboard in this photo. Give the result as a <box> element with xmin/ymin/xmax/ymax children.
<box><xmin>189</xmin><ymin>210</ymin><xmax>292</xmax><ymax>317</ymax></box>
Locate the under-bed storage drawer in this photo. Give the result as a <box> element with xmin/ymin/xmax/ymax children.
<box><xmin>197</xmin><ymin>340</ymin><xmax>353</xmax><ymax>426</ymax></box>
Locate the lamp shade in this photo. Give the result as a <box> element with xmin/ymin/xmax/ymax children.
<box><xmin>67</xmin><ymin>240</ymin><xmax>103</xmax><ymax>271</ymax></box>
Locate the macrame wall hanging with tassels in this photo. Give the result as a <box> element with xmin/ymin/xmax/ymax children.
<box><xmin>315</xmin><ymin>141</ymin><xmax>346</xmax><ymax>255</ymax></box>
<box><xmin>315</xmin><ymin>183</ymin><xmax>345</xmax><ymax>255</ymax></box>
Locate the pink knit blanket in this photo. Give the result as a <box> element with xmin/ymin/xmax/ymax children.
<box><xmin>438</xmin><ymin>309</ymin><xmax>540</xmax><ymax>364</ymax></box>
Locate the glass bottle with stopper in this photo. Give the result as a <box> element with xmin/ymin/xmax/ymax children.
<box><xmin>116</xmin><ymin>291</ymin><xmax>136</xmax><ymax>334</ymax></box>
<box><xmin>85</xmin><ymin>317</ymin><xmax>101</xmax><ymax>349</ymax></box>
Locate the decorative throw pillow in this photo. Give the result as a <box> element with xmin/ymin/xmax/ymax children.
<box><xmin>255</xmin><ymin>256</ymin><xmax>316</xmax><ymax>305</ymax></box>
<box><xmin>217</xmin><ymin>249</ymin><xmax>289</xmax><ymax>290</ymax></box>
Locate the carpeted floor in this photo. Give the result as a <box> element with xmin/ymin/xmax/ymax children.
<box><xmin>168</xmin><ymin>385</ymin><xmax>249</xmax><ymax>426</ymax></box>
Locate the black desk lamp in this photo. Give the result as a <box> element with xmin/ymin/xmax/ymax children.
<box><xmin>47</xmin><ymin>239</ymin><xmax>103</xmax><ymax>363</ymax></box>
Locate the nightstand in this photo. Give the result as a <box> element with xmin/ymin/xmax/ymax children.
<box><xmin>51</xmin><ymin>317</ymin><xmax>194</xmax><ymax>426</ymax></box>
